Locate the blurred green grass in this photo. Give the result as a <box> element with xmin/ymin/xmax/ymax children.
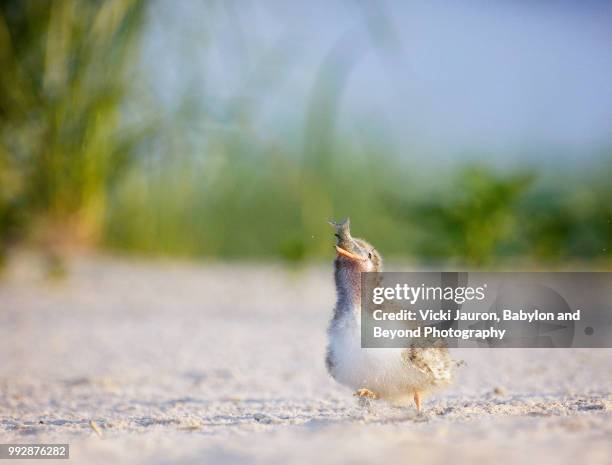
<box><xmin>1</xmin><ymin>0</ymin><xmax>611</xmax><ymax>266</ymax></box>
<box><xmin>0</xmin><ymin>0</ymin><xmax>146</xmax><ymax>254</ymax></box>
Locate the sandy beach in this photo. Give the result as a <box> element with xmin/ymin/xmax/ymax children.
<box><xmin>1</xmin><ymin>255</ymin><xmax>610</xmax><ymax>464</ymax></box>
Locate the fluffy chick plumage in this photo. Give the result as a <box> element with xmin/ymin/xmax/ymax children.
<box><xmin>325</xmin><ymin>219</ymin><xmax>456</xmax><ymax>408</ymax></box>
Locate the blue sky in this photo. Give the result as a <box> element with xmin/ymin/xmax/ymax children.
<box><xmin>140</xmin><ymin>0</ymin><xmax>612</xmax><ymax>168</ymax></box>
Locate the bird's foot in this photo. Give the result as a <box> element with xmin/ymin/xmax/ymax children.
<box><xmin>354</xmin><ymin>388</ymin><xmax>378</xmax><ymax>400</ymax></box>
<box><xmin>354</xmin><ymin>388</ymin><xmax>378</xmax><ymax>410</ymax></box>
<box><xmin>413</xmin><ymin>391</ymin><xmax>421</xmax><ymax>412</ymax></box>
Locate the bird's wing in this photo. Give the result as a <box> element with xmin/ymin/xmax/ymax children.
<box><xmin>402</xmin><ymin>344</ymin><xmax>455</xmax><ymax>386</ymax></box>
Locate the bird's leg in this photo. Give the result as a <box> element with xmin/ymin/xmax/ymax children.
<box><xmin>413</xmin><ymin>391</ymin><xmax>421</xmax><ymax>412</ymax></box>
<box><xmin>354</xmin><ymin>388</ymin><xmax>378</xmax><ymax>399</ymax></box>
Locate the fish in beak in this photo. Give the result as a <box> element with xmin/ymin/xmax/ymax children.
<box><xmin>328</xmin><ymin>218</ymin><xmax>366</xmax><ymax>262</ymax></box>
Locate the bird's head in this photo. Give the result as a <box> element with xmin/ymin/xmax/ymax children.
<box><xmin>329</xmin><ymin>218</ymin><xmax>382</xmax><ymax>308</ymax></box>
<box><xmin>329</xmin><ymin>218</ymin><xmax>383</xmax><ymax>273</ymax></box>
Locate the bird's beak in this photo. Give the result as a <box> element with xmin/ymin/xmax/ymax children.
<box><xmin>335</xmin><ymin>245</ymin><xmax>365</xmax><ymax>261</ymax></box>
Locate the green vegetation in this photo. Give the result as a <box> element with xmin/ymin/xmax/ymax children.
<box><xmin>389</xmin><ymin>166</ymin><xmax>612</xmax><ymax>266</ymax></box>
<box><xmin>0</xmin><ymin>0</ymin><xmax>146</xmax><ymax>254</ymax></box>
<box><xmin>1</xmin><ymin>1</ymin><xmax>610</xmax><ymax>266</ymax></box>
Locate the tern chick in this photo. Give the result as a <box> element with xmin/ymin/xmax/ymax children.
<box><xmin>325</xmin><ymin>218</ymin><xmax>456</xmax><ymax>411</ymax></box>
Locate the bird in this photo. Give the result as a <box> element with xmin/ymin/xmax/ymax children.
<box><xmin>325</xmin><ymin>218</ymin><xmax>457</xmax><ymax>411</ymax></box>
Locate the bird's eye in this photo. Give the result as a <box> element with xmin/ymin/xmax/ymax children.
<box><xmin>368</xmin><ymin>252</ymin><xmax>372</xmax><ymax>259</ymax></box>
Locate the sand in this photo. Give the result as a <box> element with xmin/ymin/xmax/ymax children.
<box><xmin>0</xmin><ymin>254</ymin><xmax>610</xmax><ymax>465</ymax></box>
